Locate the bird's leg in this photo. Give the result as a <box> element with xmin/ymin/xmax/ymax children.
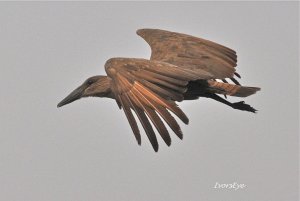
<box><xmin>202</xmin><ymin>93</ymin><xmax>257</xmax><ymax>113</ymax></box>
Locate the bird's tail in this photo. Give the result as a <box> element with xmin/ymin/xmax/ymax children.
<box><xmin>207</xmin><ymin>80</ymin><xmax>260</xmax><ymax>97</ymax></box>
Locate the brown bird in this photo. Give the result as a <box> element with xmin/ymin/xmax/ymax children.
<box><xmin>57</xmin><ymin>29</ymin><xmax>260</xmax><ymax>152</ymax></box>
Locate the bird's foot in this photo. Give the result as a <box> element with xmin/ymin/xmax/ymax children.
<box><xmin>232</xmin><ymin>101</ymin><xmax>257</xmax><ymax>113</ymax></box>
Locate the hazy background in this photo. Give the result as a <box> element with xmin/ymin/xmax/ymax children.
<box><xmin>0</xmin><ymin>2</ymin><xmax>298</xmax><ymax>201</ymax></box>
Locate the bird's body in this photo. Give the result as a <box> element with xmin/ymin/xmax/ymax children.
<box><xmin>58</xmin><ymin>29</ymin><xmax>260</xmax><ymax>151</ymax></box>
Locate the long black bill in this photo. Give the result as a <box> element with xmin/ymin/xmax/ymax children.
<box><xmin>57</xmin><ymin>86</ymin><xmax>84</xmax><ymax>108</ymax></box>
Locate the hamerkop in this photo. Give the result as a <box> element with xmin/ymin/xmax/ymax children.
<box><xmin>58</xmin><ymin>29</ymin><xmax>260</xmax><ymax>152</ymax></box>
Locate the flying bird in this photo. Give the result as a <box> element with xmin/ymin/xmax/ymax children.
<box><xmin>57</xmin><ymin>29</ymin><xmax>260</xmax><ymax>152</ymax></box>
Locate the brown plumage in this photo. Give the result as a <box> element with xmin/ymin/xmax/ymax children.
<box><xmin>57</xmin><ymin>29</ymin><xmax>260</xmax><ymax>152</ymax></box>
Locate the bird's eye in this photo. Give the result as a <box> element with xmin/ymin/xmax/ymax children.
<box><xmin>87</xmin><ymin>80</ymin><xmax>94</xmax><ymax>85</ymax></box>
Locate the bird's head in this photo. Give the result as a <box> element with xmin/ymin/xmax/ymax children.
<box><xmin>57</xmin><ymin>75</ymin><xmax>112</xmax><ymax>108</ymax></box>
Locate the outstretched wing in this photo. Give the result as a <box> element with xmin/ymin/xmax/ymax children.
<box><xmin>137</xmin><ymin>28</ymin><xmax>241</xmax><ymax>84</ymax></box>
<box><xmin>105</xmin><ymin>58</ymin><xmax>213</xmax><ymax>151</ymax></box>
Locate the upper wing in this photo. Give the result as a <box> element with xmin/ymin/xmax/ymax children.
<box><xmin>137</xmin><ymin>28</ymin><xmax>240</xmax><ymax>83</ymax></box>
<box><xmin>105</xmin><ymin>57</ymin><xmax>213</xmax><ymax>151</ymax></box>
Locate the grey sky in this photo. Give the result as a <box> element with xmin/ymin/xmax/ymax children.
<box><xmin>0</xmin><ymin>2</ymin><xmax>298</xmax><ymax>201</ymax></box>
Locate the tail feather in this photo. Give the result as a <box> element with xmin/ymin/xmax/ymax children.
<box><xmin>207</xmin><ymin>80</ymin><xmax>260</xmax><ymax>97</ymax></box>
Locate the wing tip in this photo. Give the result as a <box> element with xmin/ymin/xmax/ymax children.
<box><xmin>136</xmin><ymin>28</ymin><xmax>164</xmax><ymax>41</ymax></box>
<box><xmin>178</xmin><ymin>135</ymin><xmax>183</xmax><ymax>140</ymax></box>
<box><xmin>136</xmin><ymin>28</ymin><xmax>148</xmax><ymax>37</ymax></box>
<box><xmin>153</xmin><ymin>145</ymin><xmax>159</xmax><ymax>152</ymax></box>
